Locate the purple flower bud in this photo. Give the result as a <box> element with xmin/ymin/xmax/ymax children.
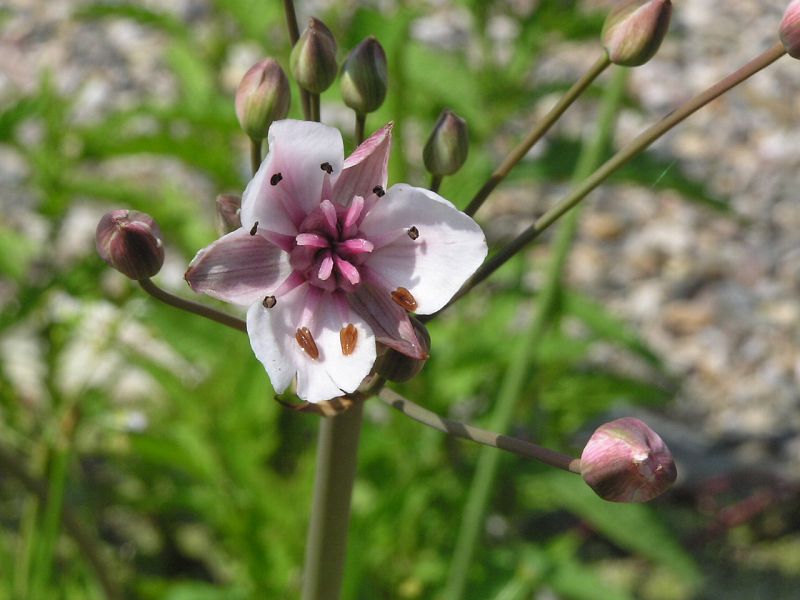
<box><xmin>780</xmin><ymin>1</ymin><xmax>800</xmax><ymax>58</ymax></box>
<box><xmin>602</xmin><ymin>0</ymin><xmax>672</xmax><ymax>67</ymax></box>
<box><xmin>373</xmin><ymin>317</ymin><xmax>431</xmax><ymax>382</ymax></box>
<box><xmin>216</xmin><ymin>193</ymin><xmax>242</xmax><ymax>233</ymax></box>
<box><xmin>340</xmin><ymin>36</ymin><xmax>388</xmax><ymax>115</ymax></box>
<box><xmin>580</xmin><ymin>417</ymin><xmax>677</xmax><ymax>503</ymax></box>
<box><xmin>423</xmin><ymin>109</ymin><xmax>469</xmax><ymax>176</ymax></box>
<box><xmin>291</xmin><ymin>18</ymin><xmax>338</xmax><ymax>94</ymax></box>
<box><xmin>96</xmin><ymin>210</ymin><xmax>164</xmax><ymax>280</ymax></box>
<box><xmin>235</xmin><ymin>58</ymin><xmax>291</xmax><ymax>141</ymax></box>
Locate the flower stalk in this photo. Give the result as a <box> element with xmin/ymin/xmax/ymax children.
<box><xmin>301</xmin><ymin>402</ymin><xmax>364</xmax><ymax>600</ymax></box>
<box><xmin>379</xmin><ymin>388</ymin><xmax>580</xmax><ymax>472</ymax></box>
<box><xmin>463</xmin><ymin>53</ymin><xmax>611</xmax><ymax>217</ymax></box>
<box><xmin>138</xmin><ymin>278</ymin><xmax>246</xmax><ymax>333</ymax></box>
<box><xmin>435</xmin><ymin>41</ymin><xmax>786</xmax><ymax>318</ymax></box>
<box><xmin>282</xmin><ymin>0</ymin><xmax>311</xmax><ymax>120</ymax></box>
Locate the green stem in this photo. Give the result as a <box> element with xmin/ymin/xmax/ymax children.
<box><xmin>449</xmin><ymin>42</ymin><xmax>786</xmax><ymax>308</ymax></box>
<box><xmin>310</xmin><ymin>94</ymin><xmax>321</xmax><ymax>122</ymax></box>
<box><xmin>430</xmin><ymin>174</ymin><xmax>443</xmax><ymax>194</ymax></box>
<box><xmin>249</xmin><ymin>137</ymin><xmax>261</xmax><ymax>176</ymax></box>
<box><xmin>138</xmin><ymin>278</ymin><xmax>246</xmax><ymax>333</ymax></box>
<box><xmin>355</xmin><ymin>113</ymin><xmax>366</xmax><ymax>145</ymax></box>
<box><xmin>0</xmin><ymin>444</ymin><xmax>124</xmax><ymax>600</ymax></box>
<box><xmin>379</xmin><ymin>388</ymin><xmax>579</xmax><ymax>472</ymax></box>
<box><xmin>282</xmin><ymin>0</ymin><xmax>311</xmax><ymax>120</ymax></box>
<box><xmin>301</xmin><ymin>403</ymin><xmax>364</xmax><ymax>600</ymax></box>
<box><xmin>464</xmin><ymin>54</ymin><xmax>611</xmax><ymax>217</ymax></box>
<box><xmin>441</xmin><ymin>66</ymin><xmax>629</xmax><ymax>600</ymax></box>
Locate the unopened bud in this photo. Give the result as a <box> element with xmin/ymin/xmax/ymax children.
<box><xmin>374</xmin><ymin>317</ymin><xmax>431</xmax><ymax>382</ymax></box>
<box><xmin>580</xmin><ymin>417</ymin><xmax>676</xmax><ymax>503</ymax></box>
<box><xmin>423</xmin><ymin>109</ymin><xmax>469</xmax><ymax>176</ymax></box>
<box><xmin>96</xmin><ymin>210</ymin><xmax>164</xmax><ymax>280</ymax></box>
<box><xmin>340</xmin><ymin>36</ymin><xmax>388</xmax><ymax>115</ymax></box>
<box><xmin>216</xmin><ymin>194</ymin><xmax>242</xmax><ymax>233</ymax></box>
<box><xmin>235</xmin><ymin>58</ymin><xmax>291</xmax><ymax>140</ymax></box>
<box><xmin>602</xmin><ymin>0</ymin><xmax>672</xmax><ymax>67</ymax></box>
<box><xmin>780</xmin><ymin>1</ymin><xmax>800</xmax><ymax>58</ymax></box>
<box><xmin>291</xmin><ymin>18</ymin><xmax>338</xmax><ymax>94</ymax></box>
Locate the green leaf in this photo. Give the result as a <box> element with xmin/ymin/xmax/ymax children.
<box><xmin>523</xmin><ymin>471</ymin><xmax>701</xmax><ymax>584</ymax></box>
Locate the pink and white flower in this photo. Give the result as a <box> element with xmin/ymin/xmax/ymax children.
<box><xmin>186</xmin><ymin>120</ymin><xmax>486</xmax><ymax>403</ymax></box>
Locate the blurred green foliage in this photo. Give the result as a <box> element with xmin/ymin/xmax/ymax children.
<box><xmin>0</xmin><ymin>1</ymin><xmax>796</xmax><ymax>599</ymax></box>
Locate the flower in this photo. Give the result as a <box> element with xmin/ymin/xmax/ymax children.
<box><xmin>186</xmin><ymin>120</ymin><xmax>487</xmax><ymax>402</ymax></box>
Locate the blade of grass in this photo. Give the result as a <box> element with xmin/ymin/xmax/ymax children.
<box><xmin>441</xmin><ymin>66</ymin><xmax>630</xmax><ymax>600</ymax></box>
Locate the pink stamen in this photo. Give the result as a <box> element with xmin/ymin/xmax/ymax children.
<box><xmin>338</xmin><ymin>238</ymin><xmax>374</xmax><ymax>255</ymax></box>
<box><xmin>334</xmin><ymin>256</ymin><xmax>361</xmax><ymax>286</ymax></box>
<box><xmin>318</xmin><ymin>251</ymin><xmax>334</xmax><ymax>280</ymax></box>
<box><xmin>344</xmin><ymin>195</ymin><xmax>364</xmax><ymax>228</ymax></box>
<box><xmin>296</xmin><ymin>233</ymin><xmax>330</xmax><ymax>248</ymax></box>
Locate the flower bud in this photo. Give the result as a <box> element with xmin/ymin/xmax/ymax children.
<box><xmin>96</xmin><ymin>209</ymin><xmax>164</xmax><ymax>280</ymax></box>
<box><xmin>423</xmin><ymin>109</ymin><xmax>469</xmax><ymax>177</ymax></box>
<box><xmin>235</xmin><ymin>58</ymin><xmax>291</xmax><ymax>140</ymax></box>
<box><xmin>373</xmin><ymin>317</ymin><xmax>431</xmax><ymax>382</ymax></box>
<box><xmin>580</xmin><ymin>417</ymin><xmax>676</xmax><ymax>503</ymax></box>
<box><xmin>780</xmin><ymin>1</ymin><xmax>800</xmax><ymax>58</ymax></box>
<box><xmin>602</xmin><ymin>0</ymin><xmax>672</xmax><ymax>67</ymax></box>
<box><xmin>216</xmin><ymin>193</ymin><xmax>242</xmax><ymax>233</ymax></box>
<box><xmin>291</xmin><ymin>18</ymin><xmax>338</xmax><ymax>94</ymax></box>
<box><xmin>340</xmin><ymin>36</ymin><xmax>388</xmax><ymax>115</ymax></box>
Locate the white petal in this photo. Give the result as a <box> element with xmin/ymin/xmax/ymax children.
<box><xmin>246</xmin><ymin>285</ymin><xmax>376</xmax><ymax>403</ymax></box>
<box><xmin>240</xmin><ymin>151</ymin><xmax>300</xmax><ymax>236</ymax></box>
<box><xmin>185</xmin><ymin>228</ymin><xmax>290</xmax><ymax>306</ymax></box>
<box><xmin>359</xmin><ymin>184</ymin><xmax>487</xmax><ymax>314</ymax></box>
<box><xmin>246</xmin><ymin>120</ymin><xmax>344</xmax><ymax>222</ymax></box>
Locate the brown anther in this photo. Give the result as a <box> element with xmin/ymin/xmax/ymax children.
<box><xmin>249</xmin><ymin>221</ymin><xmax>259</xmax><ymax>236</ymax></box>
<box><xmin>295</xmin><ymin>327</ymin><xmax>320</xmax><ymax>359</ymax></box>
<box><xmin>339</xmin><ymin>323</ymin><xmax>358</xmax><ymax>356</ymax></box>
<box><xmin>262</xmin><ymin>295</ymin><xmax>277</xmax><ymax>309</ymax></box>
<box><xmin>320</xmin><ymin>162</ymin><xmax>333</xmax><ymax>174</ymax></box>
<box><xmin>270</xmin><ymin>173</ymin><xmax>283</xmax><ymax>186</ymax></box>
<box><xmin>407</xmin><ymin>226</ymin><xmax>419</xmax><ymax>240</ymax></box>
<box><xmin>372</xmin><ymin>185</ymin><xmax>385</xmax><ymax>197</ymax></box>
<box><xmin>391</xmin><ymin>287</ymin><xmax>418</xmax><ymax>312</ymax></box>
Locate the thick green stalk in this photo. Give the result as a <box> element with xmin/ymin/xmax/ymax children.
<box><xmin>249</xmin><ymin>137</ymin><xmax>261</xmax><ymax>176</ymax></box>
<box><xmin>282</xmin><ymin>0</ymin><xmax>311</xmax><ymax>120</ymax></box>
<box><xmin>464</xmin><ymin>54</ymin><xmax>611</xmax><ymax>217</ymax></box>
<box><xmin>441</xmin><ymin>67</ymin><xmax>629</xmax><ymax>600</ymax></box>
<box><xmin>355</xmin><ymin>113</ymin><xmax>366</xmax><ymax>145</ymax></box>
<box><xmin>301</xmin><ymin>402</ymin><xmax>364</xmax><ymax>600</ymax></box>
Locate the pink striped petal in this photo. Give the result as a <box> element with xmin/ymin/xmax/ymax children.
<box><xmin>333</xmin><ymin>123</ymin><xmax>392</xmax><ymax>208</ymax></box>
<box><xmin>185</xmin><ymin>228</ymin><xmax>290</xmax><ymax>306</ymax></box>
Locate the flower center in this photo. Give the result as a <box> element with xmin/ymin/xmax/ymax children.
<box><xmin>289</xmin><ymin>197</ymin><xmax>373</xmax><ymax>292</ymax></box>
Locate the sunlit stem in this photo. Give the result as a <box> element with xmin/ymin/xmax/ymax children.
<box><xmin>429</xmin><ymin>174</ymin><xmax>443</xmax><ymax>193</ymax></box>
<box><xmin>249</xmin><ymin>137</ymin><xmax>261</xmax><ymax>176</ymax></box>
<box><xmin>0</xmin><ymin>443</ymin><xmax>124</xmax><ymax>600</ymax></box>
<box><xmin>464</xmin><ymin>53</ymin><xmax>612</xmax><ymax>217</ymax></box>
<box><xmin>138</xmin><ymin>278</ymin><xmax>246</xmax><ymax>333</ymax></box>
<box><xmin>441</xmin><ymin>66</ymin><xmax>629</xmax><ymax>600</ymax></box>
<box><xmin>355</xmin><ymin>112</ymin><xmax>366</xmax><ymax>145</ymax></box>
<box><xmin>379</xmin><ymin>388</ymin><xmax>580</xmax><ymax>472</ymax></box>
<box><xmin>434</xmin><ymin>42</ymin><xmax>787</xmax><ymax>319</ymax></box>
<box><xmin>282</xmin><ymin>0</ymin><xmax>311</xmax><ymax>120</ymax></box>
<box><xmin>301</xmin><ymin>402</ymin><xmax>364</xmax><ymax>600</ymax></box>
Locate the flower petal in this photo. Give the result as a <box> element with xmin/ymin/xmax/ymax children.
<box><xmin>246</xmin><ymin>284</ymin><xmax>376</xmax><ymax>403</ymax></box>
<box><xmin>240</xmin><ymin>150</ymin><xmax>302</xmax><ymax>236</ymax></box>
<box><xmin>185</xmin><ymin>228</ymin><xmax>290</xmax><ymax>306</ymax></box>
<box><xmin>332</xmin><ymin>122</ymin><xmax>392</xmax><ymax>208</ymax></box>
<box><xmin>261</xmin><ymin>120</ymin><xmax>344</xmax><ymax>218</ymax></box>
<box><xmin>359</xmin><ymin>184</ymin><xmax>487</xmax><ymax>314</ymax></box>
<box><xmin>348</xmin><ymin>280</ymin><xmax>427</xmax><ymax>359</ymax></box>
